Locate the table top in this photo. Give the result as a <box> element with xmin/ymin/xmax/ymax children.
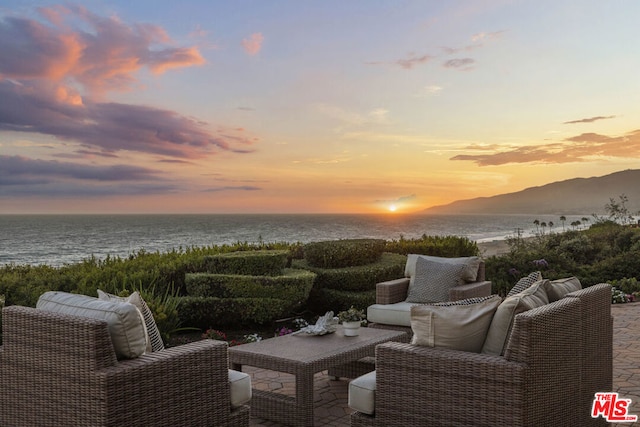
<box><xmin>229</xmin><ymin>326</ymin><xmax>406</xmax><ymax>373</ymax></box>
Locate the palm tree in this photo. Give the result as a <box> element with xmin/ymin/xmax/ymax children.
<box><xmin>533</xmin><ymin>219</ymin><xmax>540</xmax><ymax>234</ymax></box>
<box><xmin>541</xmin><ymin>222</ymin><xmax>547</xmax><ymax>234</ymax></box>
<box><xmin>560</xmin><ymin>215</ymin><xmax>566</xmax><ymax>232</ymax></box>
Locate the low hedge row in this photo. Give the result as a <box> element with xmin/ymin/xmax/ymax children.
<box><xmin>293</xmin><ymin>252</ymin><xmax>406</xmax><ymax>292</ymax></box>
<box><xmin>303</xmin><ymin>239</ymin><xmax>386</xmax><ymax>268</ymax></box>
<box><xmin>308</xmin><ymin>288</ymin><xmax>377</xmax><ymax>314</ymax></box>
<box><xmin>178</xmin><ymin>296</ymin><xmax>288</xmax><ymax>328</ymax></box>
<box><xmin>202</xmin><ymin>250</ymin><xmax>289</xmax><ymax>276</ymax></box>
<box><xmin>185</xmin><ymin>269</ymin><xmax>315</xmax><ymax>301</ymax></box>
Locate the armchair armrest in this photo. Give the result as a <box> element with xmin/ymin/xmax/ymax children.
<box><xmin>449</xmin><ymin>280</ymin><xmax>492</xmax><ymax>301</ymax></box>
<box><xmin>376</xmin><ymin>278</ymin><xmax>410</xmax><ymax>304</ymax></box>
<box><xmin>97</xmin><ymin>340</ymin><xmax>249</xmax><ymax>426</ymax></box>
<box><xmin>373</xmin><ymin>342</ymin><xmax>526</xmax><ymax>426</ymax></box>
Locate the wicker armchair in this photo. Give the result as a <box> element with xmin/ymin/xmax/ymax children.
<box><xmin>350</xmin><ymin>283</ymin><xmax>612</xmax><ymax>427</ymax></box>
<box><xmin>0</xmin><ymin>305</ymin><xmax>250</xmax><ymax>427</ymax></box>
<box><xmin>368</xmin><ymin>259</ymin><xmax>491</xmax><ymax>336</ymax></box>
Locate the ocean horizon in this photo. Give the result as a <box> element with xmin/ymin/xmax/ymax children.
<box><xmin>0</xmin><ymin>213</ymin><xmax>592</xmax><ymax>267</ymax></box>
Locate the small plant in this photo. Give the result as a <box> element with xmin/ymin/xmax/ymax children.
<box><xmin>337</xmin><ymin>306</ymin><xmax>366</xmax><ymax>323</ymax></box>
<box><xmin>202</xmin><ymin>328</ymin><xmax>227</xmax><ymax>341</ymax></box>
<box><xmin>611</xmin><ymin>287</ymin><xmax>635</xmax><ymax>304</ymax></box>
<box><xmin>275</xmin><ymin>326</ymin><xmax>293</xmax><ymax>336</ymax></box>
<box><xmin>243</xmin><ymin>333</ymin><xmax>262</xmax><ymax>343</ymax></box>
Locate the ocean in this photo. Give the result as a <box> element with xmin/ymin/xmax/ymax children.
<box><xmin>0</xmin><ymin>213</ymin><xmax>590</xmax><ymax>267</ymax></box>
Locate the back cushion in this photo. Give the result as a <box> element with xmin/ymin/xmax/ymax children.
<box><xmin>544</xmin><ymin>277</ymin><xmax>582</xmax><ymax>302</ymax></box>
<box><xmin>37</xmin><ymin>291</ymin><xmax>147</xmax><ymax>359</ymax></box>
<box><xmin>405</xmin><ymin>255</ymin><xmax>481</xmax><ymax>283</ymax></box>
<box><xmin>481</xmin><ymin>280</ymin><xmax>550</xmax><ymax>356</ymax></box>
<box><xmin>405</xmin><ymin>258</ymin><xmax>466</xmax><ymax>303</ymax></box>
<box><xmin>507</xmin><ymin>271</ymin><xmax>543</xmax><ymax>297</ymax></box>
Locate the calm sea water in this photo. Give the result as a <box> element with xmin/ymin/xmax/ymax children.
<box><xmin>0</xmin><ymin>213</ymin><xmax>589</xmax><ymax>267</ymax></box>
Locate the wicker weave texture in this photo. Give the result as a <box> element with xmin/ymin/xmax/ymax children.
<box><xmin>0</xmin><ymin>306</ymin><xmax>249</xmax><ymax>427</ymax></box>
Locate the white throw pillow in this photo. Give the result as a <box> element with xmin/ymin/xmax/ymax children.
<box><xmin>410</xmin><ymin>295</ymin><xmax>502</xmax><ymax>352</ymax></box>
<box><xmin>36</xmin><ymin>291</ymin><xmax>147</xmax><ymax>359</ymax></box>
<box><xmin>481</xmin><ymin>280</ymin><xmax>550</xmax><ymax>356</ymax></box>
<box><xmin>405</xmin><ymin>257</ymin><xmax>466</xmax><ymax>303</ymax></box>
<box><xmin>98</xmin><ymin>290</ymin><xmax>165</xmax><ymax>352</ymax></box>
<box><xmin>405</xmin><ymin>255</ymin><xmax>481</xmax><ymax>282</ymax></box>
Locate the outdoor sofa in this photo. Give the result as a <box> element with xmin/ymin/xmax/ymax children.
<box><xmin>349</xmin><ymin>281</ymin><xmax>612</xmax><ymax>426</ymax></box>
<box><xmin>0</xmin><ymin>291</ymin><xmax>251</xmax><ymax>427</ymax></box>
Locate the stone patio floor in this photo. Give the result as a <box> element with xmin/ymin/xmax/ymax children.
<box><xmin>246</xmin><ymin>302</ymin><xmax>640</xmax><ymax>426</ymax></box>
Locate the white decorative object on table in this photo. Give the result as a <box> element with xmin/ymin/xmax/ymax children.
<box><xmin>293</xmin><ymin>311</ymin><xmax>339</xmax><ymax>336</ymax></box>
<box><xmin>342</xmin><ymin>321</ymin><xmax>361</xmax><ymax>336</ymax></box>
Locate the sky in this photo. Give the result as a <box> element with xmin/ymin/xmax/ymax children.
<box><xmin>1</xmin><ymin>0</ymin><xmax>640</xmax><ymax>214</ymax></box>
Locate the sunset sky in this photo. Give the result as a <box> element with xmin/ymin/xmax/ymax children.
<box><xmin>1</xmin><ymin>1</ymin><xmax>639</xmax><ymax>214</ymax></box>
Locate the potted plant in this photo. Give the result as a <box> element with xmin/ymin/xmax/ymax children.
<box><xmin>337</xmin><ymin>306</ymin><xmax>366</xmax><ymax>336</ymax></box>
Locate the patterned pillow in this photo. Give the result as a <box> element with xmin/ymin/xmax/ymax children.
<box><xmin>405</xmin><ymin>255</ymin><xmax>481</xmax><ymax>282</ymax></box>
<box><xmin>405</xmin><ymin>258</ymin><xmax>466</xmax><ymax>303</ymax></box>
<box><xmin>98</xmin><ymin>290</ymin><xmax>165</xmax><ymax>352</ymax></box>
<box><xmin>507</xmin><ymin>271</ymin><xmax>543</xmax><ymax>297</ymax></box>
<box><xmin>410</xmin><ymin>295</ymin><xmax>503</xmax><ymax>352</ymax></box>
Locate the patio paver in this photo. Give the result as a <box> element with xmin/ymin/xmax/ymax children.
<box><xmin>249</xmin><ymin>302</ymin><xmax>640</xmax><ymax>426</ymax></box>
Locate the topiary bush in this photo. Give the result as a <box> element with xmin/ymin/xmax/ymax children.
<box><xmin>178</xmin><ymin>296</ymin><xmax>290</xmax><ymax>328</ymax></box>
<box><xmin>202</xmin><ymin>250</ymin><xmax>289</xmax><ymax>276</ymax></box>
<box><xmin>303</xmin><ymin>239</ymin><xmax>386</xmax><ymax>268</ymax></box>
<box><xmin>294</xmin><ymin>252</ymin><xmax>406</xmax><ymax>314</ymax></box>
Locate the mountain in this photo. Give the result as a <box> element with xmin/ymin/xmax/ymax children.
<box><xmin>424</xmin><ymin>169</ymin><xmax>640</xmax><ymax>215</ymax></box>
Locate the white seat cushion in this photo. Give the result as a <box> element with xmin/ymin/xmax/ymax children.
<box><xmin>367</xmin><ymin>302</ymin><xmax>420</xmax><ymax>327</ymax></box>
<box><xmin>228</xmin><ymin>369</ymin><xmax>252</xmax><ymax>408</ymax></box>
<box><xmin>349</xmin><ymin>371</ymin><xmax>376</xmax><ymax>415</ymax></box>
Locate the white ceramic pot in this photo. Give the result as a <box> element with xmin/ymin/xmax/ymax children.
<box><xmin>342</xmin><ymin>321</ymin><xmax>361</xmax><ymax>336</ymax></box>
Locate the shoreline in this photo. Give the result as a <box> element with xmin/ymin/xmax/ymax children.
<box><xmin>476</xmin><ymin>239</ymin><xmax>511</xmax><ymax>257</ymax></box>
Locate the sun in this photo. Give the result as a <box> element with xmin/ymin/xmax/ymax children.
<box><xmin>388</xmin><ymin>204</ymin><xmax>397</xmax><ymax>212</ymax></box>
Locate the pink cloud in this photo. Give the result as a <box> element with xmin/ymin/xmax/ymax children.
<box><xmin>0</xmin><ymin>5</ymin><xmax>205</xmax><ymax>94</ymax></box>
<box><xmin>242</xmin><ymin>33</ymin><xmax>264</xmax><ymax>55</ymax></box>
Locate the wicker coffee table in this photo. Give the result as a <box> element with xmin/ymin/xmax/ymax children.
<box><xmin>229</xmin><ymin>326</ymin><xmax>407</xmax><ymax>427</ymax></box>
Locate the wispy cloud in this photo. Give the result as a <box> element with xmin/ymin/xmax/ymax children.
<box><xmin>451</xmin><ymin>129</ymin><xmax>640</xmax><ymax>166</ymax></box>
<box><xmin>471</xmin><ymin>30</ymin><xmax>506</xmax><ymax>43</ymax></box>
<box><xmin>443</xmin><ymin>58</ymin><xmax>475</xmax><ymax>70</ymax></box>
<box><xmin>242</xmin><ymin>33</ymin><xmax>264</xmax><ymax>55</ymax></box>
<box><xmin>563</xmin><ymin>115</ymin><xmax>617</xmax><ymax>124</ymax></box>
<box><xmin>203</xmin><ymin>185</ymin><xmax>261</xmax><ymax>192</ymax></box>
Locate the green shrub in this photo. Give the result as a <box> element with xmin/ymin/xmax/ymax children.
<box><xmin>610</xmin><ymin>278</ymin><xmax>640</xmax><ymax>295</ymax></box>
<box><xmin>185</xmin><ymin>269</ymin><xmax>315</xmax><ymax>301</ymax></box>
<box><xmin>178</xmin><ymin>296</ymin><xmax>287</xmax><ymax>328</ymax></box>
<box><xmin>309</xmin><ymin>288</ymin><xmax>376</xmax><ymax>314</ymax></box>
<box><xmin>294</xmin><ymin>253</ymin><xmax>406</xmax><ymax>292</ymax></box>
<box><xmin>202</xmin><ymin>250</ymin><xmax>289</xmax><ymax>276</ymax></box>
<box><xmin>385</xmin><ymin>235</ymin><xmax>479</xmax><ymax>257</ymax></box>
<box><xmin>303</xmin><ymin>239</ymin><xmax>386</xmax><ymax>268</ymax></box>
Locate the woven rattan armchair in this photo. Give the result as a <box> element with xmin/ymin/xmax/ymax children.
<box><xmin>0</xmin><ymin>305</ymin><xmax>250</xmax><ymax>427</ymax></box>
<box><xmin>351</xmin><ymin>283</ymin><xmax>612</xmax><ymax>427</ymax></box>
<box><xmin>368</xmin><ymin>260</ymin><xmax>491</xmax><ymax>336</ymax></box>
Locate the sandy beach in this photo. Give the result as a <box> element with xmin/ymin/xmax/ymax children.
<box><xmin>476</xmin><ymin>239</ymin><xmax>511</xmax><ymax>257</ymax></box>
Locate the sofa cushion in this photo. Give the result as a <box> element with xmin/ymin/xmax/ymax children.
<box><xmin>228</xmin><ymin>369</ymin><xmax>252</xmax><ymax>408</ymax></box>
<box><xmin>367</xmin><ymin>302</ymin><xmax>420</xmax><ymax>327</ymax></box>
<box><xmin>36</xmin><ymin>291</ymin><xmax>147</xmax><ymax>359</ymax></box>
<box><xmin>481</xmin><ymin>280</ymin><xmax>550</xmax><ymax>356</ymax></box>
<box><xmin>410</xmin><ymin>295</ymin><xmax>502</xmax><ymax>352</ymax></box>
<box><xmin>405</xmin><ymin>254</ymin><xmax>481</xmax><ymax>282</ymax></box>
<box><xmin>98</xmin><ymin>290</ymin><xmax>165</xmax><ymax>352</ymax></box>
<box><xmin>507</xmin><ymin>271</ymin><xmax>543</xmax><ymax>297</ymax></box>
<box><xmin>544</xmin><ymin>277</ymin><xmax>582</xmax><ymax>302</ymax></box>
<box><xmin>405</xmin><ymin>257</ymin><xmax>465</xmax><ymax>303</ymax></box>
<box><xmin>348</xmin><ymin>370</ymin><xmax>377</xmax><ymax>415</ymax></box>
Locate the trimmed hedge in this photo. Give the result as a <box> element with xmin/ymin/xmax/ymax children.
<box><xmin>185</xmin><ymin>269</ymin><xmax>315</xmax><ymax>301</ymax></box>
<box><xmin>202</xmin><ymin>250</ymin><xmax>289</xmax><ymax>276</ymax></box>
<box><xmin>303</xmin><ymin>239</ymin><xmax>386</xmax><ymax>268</ymax></box>
<box><xmin>178</xmin><ymin>296</ymin><xmax>289</xmax><ymax>328</ymax></box>
<box><xmin>309</xmin><ymin>288</ymin><xmax>376</xmax><ymax>314</ymax></box>
<box><xmin>294</xmin><ymin>252</ymin><xmax>406</xmax><ymax>292</ymax></box>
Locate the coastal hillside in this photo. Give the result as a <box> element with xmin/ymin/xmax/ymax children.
<box><xmin>425</xmin><ymin>169</ymin><xmax>640</xmax><ymax>215</ymax></box>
